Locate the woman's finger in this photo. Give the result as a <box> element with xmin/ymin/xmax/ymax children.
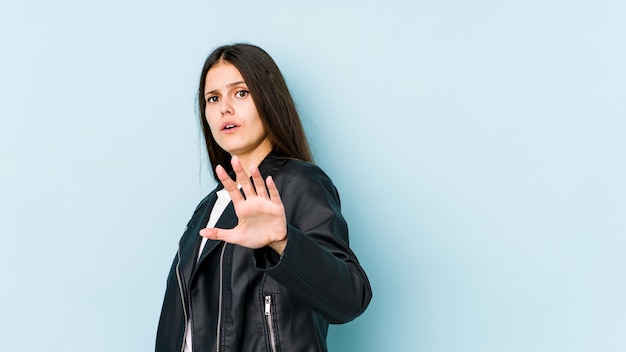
<box><xmin>216</xmin><ymin>164</ymin><xmax>244</xmax><ymax>203</ymax></box>
<box><xmin>231</xmin><ymin>156</ymin><xmax>255</xmax><ymax>198</ymax></box>
<box><xmin>250</xmin><ymin>165</ymin><xmax>268</xmax><ymax>198</ymax></box>
<box><xmin>266</xmin><ymin>175</ymin><xmax>283</xmax><ymax>204</ymax></box>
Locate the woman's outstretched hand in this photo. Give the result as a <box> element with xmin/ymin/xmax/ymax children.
<box><xmin>199</xmin><ymin>156</ymin><xmax>288</xmax><ymax>255</ymax></box>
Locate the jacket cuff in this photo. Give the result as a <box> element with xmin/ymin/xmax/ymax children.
<box><xmin>253</xmin><ymin>224</ymin><xmax>300</xmax><ymax>270</ymax></box>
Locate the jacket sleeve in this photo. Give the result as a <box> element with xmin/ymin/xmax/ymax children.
<box><xmin>253</xmin><ymin>161</ymin><xmax>372</xmax><ymax>324</ymax></box>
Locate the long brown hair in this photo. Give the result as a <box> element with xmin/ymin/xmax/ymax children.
<box><xmin>197</xmin><ymin>43</ymin><xmax>313</xmax><ymax>181</ymax></box>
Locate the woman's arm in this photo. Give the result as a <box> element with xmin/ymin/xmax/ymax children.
<box><xmin>200</xmin><ymin>156</ymin><xmax>372</xmax><ymax>323</ymax></box>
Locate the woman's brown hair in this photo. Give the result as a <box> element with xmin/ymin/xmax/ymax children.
<box><xmin>197</xmin><ymin>43</ymin><xmax>313</xmax><ymax>181</ymax></box>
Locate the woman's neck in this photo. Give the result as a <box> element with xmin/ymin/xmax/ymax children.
<box><xmin>232</xmin><ymin>141</ymin><xmax>273</xmax><ymax>177</ymax></box>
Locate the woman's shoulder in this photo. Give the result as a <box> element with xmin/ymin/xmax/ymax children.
<box><xmin>192</xmin><ymin>187</ymin><xmax>219</xmax><ymax>212</ymax></box>
<box><xmin>265</xmin><ymin>157</ymin><xmax>341</xmax><ymax>203</ymax></box>
<box><xmin>265</xmin><ymin>156</ymin><xmax>330</xmax><ymax>183</ymax></box>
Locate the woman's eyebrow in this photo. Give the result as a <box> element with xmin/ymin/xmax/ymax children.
<box><xmin>227</xmin><ymin>80</ymin><xmax>246</xmax><ymax>87</ymax></box>
<box><xmin>205</xmin><ymin>81</ymin><xmax>246</xmax><ymax>96</ymax></box>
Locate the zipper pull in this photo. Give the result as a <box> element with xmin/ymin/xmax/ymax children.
<box><xmin>265</xmin><ymin>295</ymin><xmax>271</xmax><ymax>316</ymax></box>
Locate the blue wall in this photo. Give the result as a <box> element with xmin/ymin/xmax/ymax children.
<box><xmin>1</xmin><ymin>1</ymin><xmax>624</xmax><ymax>351</ymax></box>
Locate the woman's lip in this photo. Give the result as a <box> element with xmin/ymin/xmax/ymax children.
<box><xmin>220</xmin><ymin>122</ymin><xmax>241</xmax><ymax>131</ymax></box>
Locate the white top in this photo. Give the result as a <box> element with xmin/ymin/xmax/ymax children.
<box><xmin>184</xmin><ymin>188</ymin><xmax>232</xmax><ymax>352</ymax></box>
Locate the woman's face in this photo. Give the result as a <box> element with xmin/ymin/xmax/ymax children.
<box><xmin>204</xmin><ymin>61</ymin><xmax>272</xmax><ymax>161</ymax></box>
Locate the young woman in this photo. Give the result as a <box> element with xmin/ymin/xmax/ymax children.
<box><xmin>156</xmin><ymin>43</ymin><xmax>372</xmax><ymax>352</ymax></box>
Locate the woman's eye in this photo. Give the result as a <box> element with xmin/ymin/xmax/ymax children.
<box><xmin>207</xmin><ymin>96</ymin><xmax>218</xmax><ymax>103</ymax></box>
<box><xmin>236</xmin><ymin>90</ymin><xmax>249</xmax><ymax>98</ymax></box>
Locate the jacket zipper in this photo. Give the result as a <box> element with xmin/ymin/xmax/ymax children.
<box><xmin>216</xmin><ymin>243</ymin><xmax>227</xmax><ymax>352</ymax></box>
<box><xmin>175</xmin><ymin>243</ymin><xmax>188</xmax><ymax>352</ymax></box>
<box><xmin>265</xmin><ymin>295</ymin><xmax>278</xmax><ymax>352</ymax></box>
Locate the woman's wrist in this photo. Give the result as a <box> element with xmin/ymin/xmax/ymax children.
<box><xmin>268</xmin><ymin>236</ymin><xmax>288</xmax><ymax>256</ymax></box>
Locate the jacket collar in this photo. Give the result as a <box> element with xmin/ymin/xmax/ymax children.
<box><xmin>215</xmin><ymin>151</ymin><xmax>289</xmax><ymax>191</ymax></box>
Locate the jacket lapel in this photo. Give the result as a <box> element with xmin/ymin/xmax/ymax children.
<box><xmin>177</xmin><ymin>192</ymin><xmax>216</xmax><ymax>283</ymax></box>
<box><xmin>194</xmin><ymin>202</ymin><xmax>237</xmax><ymax>268</ymax></box>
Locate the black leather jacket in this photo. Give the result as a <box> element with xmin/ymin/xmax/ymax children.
<box><xmin>156</xmin><ymin>155</ymin><xmax>372</xmax><ymax>352</ymax></box>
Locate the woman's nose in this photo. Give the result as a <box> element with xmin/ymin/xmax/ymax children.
<box><xmin>220</xmin><ymin>98</ymin><xmax>233</xmax><ymax>116</ymax></box>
